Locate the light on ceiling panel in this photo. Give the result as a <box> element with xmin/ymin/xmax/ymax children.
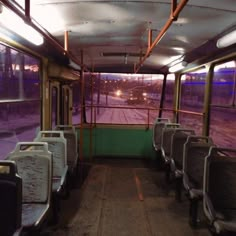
<box><xmin>31</xmin><ymin>5</ymin><xmax>65</xmax><ymax>34</ymax></box>
<box><xmin>169</xmin><ymin>61</ymin><xmax>187</xmax><ymax>73</ymax></box>
<box><xmin>163</xmin><ymin>55</ymin><xmax>183</xmax><ymax>66</ymax></box>
<box><xmin>217</xmin><ymin>29</ymin><xmax>236</xmax><ymax>48</ymax></box>
<box><xmin>0</xmin><ymin>5</ymin><xmax>44</xmax><ymax>45</ymax></box>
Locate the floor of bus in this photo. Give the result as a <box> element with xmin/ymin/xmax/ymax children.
<box><xmin>41</xmin><ymin>158</ymin><xmax>212</xmax><ymax>236</ymax></box>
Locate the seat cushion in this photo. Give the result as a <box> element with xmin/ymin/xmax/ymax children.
<box><xmin>22</xmin><ymin>203</ymin><xmax>49</xmax><ymax>228</ymax></box>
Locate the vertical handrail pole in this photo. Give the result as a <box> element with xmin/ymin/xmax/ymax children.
<box><xmin>25</xmin><ymin>0</ymin><xmax>30</xmax><ymax>20</ymax></box>
<box><xmin>89</xmin><ymin>68</ymin><xmax>94</xmax><ymax>160</ymax></box>
<box><xmin>90</xmin><ymin>72</ymin><xmax>94</xmax><ymax>126</ymax></box>
<box><xmin>148</xmin><ymin>29</ymin><xmax>152</xmax><ymax>50</ymax></box>
<box><xmin>64</xmin><ymin>30</ymin><xmax>69</xmax><ymax>52</ymax></box>
<box><xmin>79</xmin><ymin>50</ymin><xmax>84</xmax><ymax>162</ymax></box>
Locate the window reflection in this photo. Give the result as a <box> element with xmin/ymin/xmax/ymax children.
<box><xmin>211</xmin><ymin>61</ymin><xmax>236</xmax><ymax>106</ymax></box>
<box><xmin>210</xmin><ymin>60</ymin><xmax>236</xmax><ymax>148</ymax></box>
<box><xmin>72</xmin><ymin>81</ymin><xmax>80</xmax><ymax>125</ymax></box>
<box><xmin>0</xmin><ymin>43</ymin><xmax>40</xmax><ymax>159</ymax></box>
<box><xmin>179</xmin><ymin>68</ymin><xmax>206</xmax><ymax>134</ymax></box>
<box><xmin>162</xmin><ymin>74</ymin><xmax>175</xmax><ymax>121</ymax></box>
<box><xmin>180</xmin><ymin>68</ymin><xmax>206</xmax><ymax>112</ymax></box>
<box><xmin>51</xmin><ymin>87</ymin><xmax>58</xmax><ymax>129</ymax></box>
<box><xmin>81</xmin><ymin>73</ymin><xmax>164</xmax><ymax>125</ymax></box>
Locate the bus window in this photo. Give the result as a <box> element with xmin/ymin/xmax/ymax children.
<box><xmin>72</xmin><ymin>80</ymin><xmax>81</xmax><ymax>125</ymax></box>
<box><xmin>179</xmin><ymin>68</ymin><xmax>207</xmax><ymax>134</ymax></box>
<box><xmin>51</xmin><ymin>86</ymin><xmax>58</xmax><ymax>129</ymax></box>
<box><xmin>84</xmin><ymin>73</ymin><xmax>164</xmax><ymax>125</ymax></box>
<box><xmin>62</xmin><ymin>86</ymin><xmax>70</xmax><ymax>125</ymax></box>
<box><xmin>210</xmin><ymin>60</ymin><xmax>236</xmax><ymax>148</ymax></box>
<box><xmin>162</xmin><ymin>74</ymin><xmax>175</xmax><ymax>121</ymax></box>
<box><xmin>0</xmin><ymin>43</ymin><xmax>41</xmax><ymax>157</ymax></box>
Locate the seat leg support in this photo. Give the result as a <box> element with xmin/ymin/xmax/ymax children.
<box><xmin>165</xmin><ymin>163</ymin><xmax>171</xmax><ymax>183</ymax></box>
<box><xmin>189</xmin><ymin>199</ymin><xmax>199</xmax><ymax>228</ymax></box>
<box><xmin>175</xmin><ymin>176</ymin><xmax>182</xmax><ymax>202</ymax></box>
<box><xmin>51</xmin><ymin>193</ymin><xmax>60</xmax><ymax>224</ymax></box>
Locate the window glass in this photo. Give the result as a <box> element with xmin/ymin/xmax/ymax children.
<box><xmin>180</xmin><ymin>68</ymin><xmax>206</xmax><ymax>112</ymax></box>
<box><xmin>63</xmin><ymin>87</ymin><xmax>69</xmax><ymax>125</ymax></box>
<box><xmin>0</xmin><ymin>44</ymin><xmax>41</xmax><ymax>159</ymax></box>
<box><xmin>162</xmin><ymin>74</ymin><xmax>175</xmax><ymax>121</ymax></box>
<box><xmin>0</xmin><ymin>46</ymin><xmax>19</xmax><ymax>99</ymax></box>
<box><xmin>84</xmin><ymin>73</ymin><xmax>164</xmax><ymax>125</ymax></box>
<box><xmin>51</xmin><ymin>86</ymin><xmax>58</xmax><ymax>129</ymax></box>
<box><xmin>179</xmin><ymin>68</ymin><xmax>206</xmax><ymax>134</ymax></box>
<box><xmin>0</xmin><ymin>46</ymin><xmax>40</xmax><ymax>100</ymax></box>
<box><xmin>211</xmin><ymin>61</ymin><xmax>236</xmax><ymax>106</ymax></box>
<box><xmin>210</xmin><ymin>60</ymin><xmax>236</xmax><ymax>148</ymax></box>
<box><xmin>72</xmin><ymin>81</ymin><xmax>80</xmax><ymax>125</ymax></box>
<box><xmin>210</xmin><ymin>107</ymin><xmax>235</xmax><ymax>148</ymax></box>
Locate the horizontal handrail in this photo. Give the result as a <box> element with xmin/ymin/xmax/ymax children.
<box><xmin>177</xmin><ymin>109</ymin><xmax>203</xmax><ymax>116</ymax></box>
<box><xmin>85</xmin><ymin>104</ymin><xmax>160</xmax><ymax>112</ymax></box>
<box><xmin>85</xmin><ymin>104</ymin><xmax>161</xmax><ymax>129</ymax></box>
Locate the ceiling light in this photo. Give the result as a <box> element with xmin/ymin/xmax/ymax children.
<box><xmin>172</xmin><ymin>47</ymin><xmax>185</xmax><ymax>52</ymax></box>
<box><xmin>69</xmin><ymin>59</ymin><xmax>81</xmax><ymax>71</ymax></box>
<box><xmin>169</xmin><ymin>61</ymin><xmax>187</xmax><ymax>73</ymax></box>
<box><xmin>0</xmin><ymin>5</ymin><xmax>44</xmax><ymax>46</ymax></box>
<box><xmin>164</xmin><ymin>55</ymin><xmax>183</xmax><ymax>66</ymax></box>
<box><xmin>216</xmin><ymin>29</ymin><xmax>236</xmax><ymax>48</ymax></box>
<box><xmin>0</xmin><ymin>31</ymin><xmax>12</xmax><ymax>42</ymax></box>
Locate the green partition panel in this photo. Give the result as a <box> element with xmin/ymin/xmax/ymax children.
<box><xmin>77</xmin><ymin>126</ymin><xmax>156</xmax><ymax>159</ymax></box>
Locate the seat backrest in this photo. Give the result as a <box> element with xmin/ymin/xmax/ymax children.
<box><xmin>152</xmin><ymin>118</ymin><xmax>170</xmax><ymax>150</ymax></box>
<box><xmin>204</xmin><ymin>147</ymin><xmax>236</xmax><ymax>212</ymax></box>
<box><xmin>170</xmin><ymin>128</ymin><xmax>195</xmax><ymax>169</ymax></box>
<box><xmin>183</xmin><ymin>136</ymin><xmax>214</xmax><ymax>188</ymax></box>
<box><xmin>34</xmin><ymin>131</ymin><xmax>67</xmax><ymax>177</ymax></box>
<box><xmin>161</xmin><ymin>123</ymin><xmax>180</xmax><ymax>159</ymax></box>
<box><xmin>55</xmin><ymin>125</ymin><xmax>78</xmax><ymax>170</ymax></box>
<box><xmin>7</xmin><ymin>142</ymin><xmax>52</xmax><ymax>204</ymax></box>
<box><xmin>0</xmin><ymin>161</ymin><xmax>22</xmax><ymax>236</ymax></box>
<box><xmin>154</xmin><ymin>117</ymin><xmax>170</xmax><ymax>124</ymax></box>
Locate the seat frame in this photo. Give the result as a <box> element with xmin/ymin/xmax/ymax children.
<box><xmin>0</xmin><ymin>160</ymin><xmax>22</xmax><ymax>236</ymax></box>
<box><xmin>203</xmin><ymin>147</ymin><xmax>236</xmax><ymax>234</ymax></box>
<box><xmin>182</xmin><ymin>136</ymin><xmax>214</xmax><ymax>227</ymax></box>
<box><xmin>7</xmin><ymin>142</ymin><xmax>52</xmax><ymax>232</ymax></box>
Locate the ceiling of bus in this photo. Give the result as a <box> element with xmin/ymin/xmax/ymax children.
<box><xmin>6</xmin><ymin>0</ymin><xmax>236</xmax><ymax>73</ymax></box>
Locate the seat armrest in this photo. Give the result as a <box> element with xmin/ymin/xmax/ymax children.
<box><xmin>60</xmin><ymin>165</ymin><xmax>68</xmax><ymax>186</ymax></box>
<box><xmin>174</xmin><ymin>169</ymin><xmax>183</xmax><ymax>178</ymax></box>
<box><xmin>183</xmin><ymin>173</ymin><xmax>190</xmax><ymax>191</ymax></box>
<box><xmin>170</xmin><ymin>159</ymin><xmax>176</xmax><ymax>172</ymax></box>
<box><xmin>189</xmin><ymin>189</ymin><xmax>203</xmax><ymax>199</ymax></box>
<box><xmin>13</xmin><ymin>227</ymin><xmax>23</xmax><ymax>236</ymax></box>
